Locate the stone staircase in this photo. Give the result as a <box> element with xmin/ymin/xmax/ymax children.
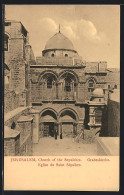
<box><xmin>74</xmin><ymin>129</ymin><xmax>100</xmax><ymax>143</ymax></box>
<box><xmin>74</xmin><ymin>130</ymin><xmax>84</xmax><ymax>143</ymax></box>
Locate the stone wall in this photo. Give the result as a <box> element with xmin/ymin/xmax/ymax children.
<box><xmin>20</xmin><ymin>134</ymin><xmax>32</xmax><ymax>156</ymax></box>
<box><xmin>107</xmin><ymin>99</ymin><xmax>120</xmax><ymax>136</ymax></box>
<box><xmin>30</xmin><ymin>67</ymin><xmax>107</xmax><ymax>103</ymax></box>
<box><xmin>4</xmin><ymin>107</ymin><xmax>30</xmax><ymax>128</ymax></box>
<box><xmin>4</xmin><ymin>87</ymin><xmax>19</xmax><ymax>114</ymax></box>
<box><xmin>4</xmin><ymin>135</ymin><xmax>20</xmax><ymax>156</ymax></box>
<box><xmin>4</xmin><ymin>108</ymin><xmax>34</xmax><ymax>156</ymax></box>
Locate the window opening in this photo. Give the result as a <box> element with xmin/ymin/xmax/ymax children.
<box><xmin>108</xmin><ymin>85</ymin><xmax>110</xmax><ymax>89</ymax></box>
<box><xmin>4</xmin><ymin>34</ymin><xmax>9</xmax><ymax>51</ymax></box>
<box><xmin>65</xmin><ymin>77</ymin><xmax>71</xmax><ymax>92</ymax></box>
<box><xmin>88</xmin><ymin>80</ymin><xmax>94</xmax><ymax>92</ymax></box>
<box><xmin>11</xmin><ymin>122</ymin><xmax>16</xmax><ymax>129</ymax></box>
<box><xmin>47</xmin><ymin>78</ymin><xmax>52</xmax><ymax>88</ymax></box>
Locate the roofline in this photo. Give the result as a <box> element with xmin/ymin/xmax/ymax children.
<box><xmin>5</xmin><ymin>20</ymin><xmax>28</xmax><ymax>33</ymax></box>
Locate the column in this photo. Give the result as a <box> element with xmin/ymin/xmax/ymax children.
<box><xmin>72</xmin><ymin>81</ymin><xmax>74</xmax><ymax>100</ymax></box>
<box><xmin>88</xmin><ymin>106</ymin><xmax>95</xmax><ymax>129</ymax></box>
<box><xmin>57</xmin><ymin>122</ymin><xmax>62</xmax><ymax>137</ymax></box>
<box><xmin>34</xmin><ymin>113</ymin><xmax>40</xmax><ymax>143</ymax></box>
<box><xmin>62</xmin><ymin>82</ymin><xmax>64</xmax><ymax>100</ymax></box>
<box><xmin>56</xmin><ymin>83</ymin><xmax>58</xmax><ymax>99</ymax></box>
<box><xmin>29</xmin><ymin>109</ymin><xmax>40</xmax><ymax>143</ymax></box>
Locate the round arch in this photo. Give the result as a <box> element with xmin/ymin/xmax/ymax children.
<box><xmin>58</xmin><ymin>70</ymin><xmax>79</xmax><ymax>83</ymax></box>
<box><xmin>40</xmin><ymin>107</ymin><xmax>58</xmax><ymax>120</ymax></box>
<box><xmin>86</xmin><ymin>76</ymin><xmax>97</xmax><ymax>83</ymax></box>
<box><xmin>40</xmin><ymin>108</ymin><xmax>58</xmax><ymax>137</ymax></box>
<box><xmin>58</xmin><ymin>107</ymin><xmax>79</xmax><ymax>122</ymax></box>
<box><xmin>5</xmin><ymin>31</ymin><xmax>11</xmax><ymax>39</ymax></box>
<box><xmin>38</xmin><ymin>70</ymin><xmax>58</xmax><ymax>82</ymax></box>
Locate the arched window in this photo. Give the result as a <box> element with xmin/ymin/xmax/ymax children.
<box><xmin>88</xmin><ymin>80</ymin><xmax>94</xmax><ymax>92</ymax></box>
<box><xmin>65</xmin><ymin>54</ymin><xmax>68</xmax><ymax>57</ymax></box>
<box><xmin>51</xmin><ymin>53</ymin><xmax>54</xmax><ymax>57</ymax></box>
<box><xmin>65</xmin><ymin>77</ymin><xmax>71</xmax><ymax>92</ymax></box>
<box><xmin>47</xmin><ymin>78</ymin><xmax>52</xmax><ymax>88</ymax></box>
<box><xmin>114</xmin><ymin>84</ymin><xmax>117</xmax><ymax>89</ymax></box>
<box><xmin>4</xmin><ymin>34</ymin><xmax>9</xmax><ymax>51</ymax></box>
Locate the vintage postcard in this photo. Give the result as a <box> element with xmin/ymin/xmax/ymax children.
<box><xmin>3</xmin><ymin>5</ymin><xmax>120</xmax><ymax>191</ymax></box>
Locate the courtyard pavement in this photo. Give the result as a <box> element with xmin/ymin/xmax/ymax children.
<box><xmin>33</xmin><ymin>136</ymin><xmax>97</xmax><ymax>156</ymax></box>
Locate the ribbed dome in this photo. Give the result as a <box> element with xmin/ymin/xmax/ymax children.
<box><xmin>45</xmin><ymin>32</ymin><xmax>74</xmax><ymax>50</ymax></box>
<box><xmin>92</xmin><ymin>88</ymin><xmax>104</xmax><ymax>98</ymax></box>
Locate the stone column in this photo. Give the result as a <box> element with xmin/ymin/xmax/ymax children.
<box><xmin>89</xmin><ymin>107</ymin><xmax>95</xmax><ymax>125</ymax></box>
<box><xmin>62</xmin><ymin>82</ymin><xmax>64</xmax><ymax>100</ymax></box>
<box><xmin>29</xmin><ymin>109</ymin><xmax>40</xmax><ymax>143</ymax></box>
<box><xmin>56</xmin><ymin>83</ymin><xmax>58</xmax><ymax>99</ymax></box>
<box><xmin>58</xmin><ymin>122</ymin><xmax>62</xmax><ymax>137</ymax></box>
<box><xmin>72</xmin><ymin>81</ymin><xmax>74</xmax><ymax>99</ymax></box>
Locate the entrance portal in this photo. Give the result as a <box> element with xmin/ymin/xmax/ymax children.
<box><xmin>44</xmin><ymin>122</ymin><xmax>55</xmax><ymax>137</ymax></box>
<box><xmin>62</xmin><ymin>122</ymin><xmax>73</xmax><ymax>137</ymax></box>
<box><xmin>59</xmin><ymin>109</ymin><xmax>78</xmax><ymax>138</ymax></box>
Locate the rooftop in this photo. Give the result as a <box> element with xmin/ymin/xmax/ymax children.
<box><xmin>4</xmin><ymin>126</ymin><xmax>20</xmax><ymax>139</ymax></box>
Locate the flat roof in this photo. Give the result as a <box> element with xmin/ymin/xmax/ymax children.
<box><xmin>4</xmin><ymin>126</ymin><xmax>20</xmax><ymax>139</ymax></box>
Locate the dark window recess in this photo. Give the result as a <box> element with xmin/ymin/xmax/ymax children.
<box><xmin>108</xmin><ymin>85</ymin><xmax>110</xmax><ymax>89</ymax></box>
<box><xmin>65</xmin><ymin>54</ymin><xmax>68</xmax><ymax>57</ymax></box>
<box><xmin>5</xmin><ymin>22</ymin><xmax>11</xmax><ymax>26</ymax></box>
<box><xmin>4</xmin><ymin>34</ymin><xmax>9</xmax><ymax>51</ymax></box>
<box><xmin>74</xmin><ymin>83</ymin><xmax>76</xmax><ymax>87</ymax></box>
<box><xmin>99</xmin><ymin>99</ymin><xmax>101</xmax><ymax>102</ymax></box>
<box><xmin>11</xmin><ymin>122</ymin><xmax>16</xmax><ymax>129</ymax></box>
<box><xmin>88</xmin><ymin>80</ymin><xmax>94</xmax><ymax>92</ymax></box>
<box><xmin>88</xmin><ymin>88</ymin><xmax>94</xmax><ymax>92</ymax></box>
<box><xmin>89</xmin><ymin>80</ymin><xmax>94</xmax><ymax>88</ymax></box>
<box><xmin>51</xmin><ymin>53</ymin><xmax>54</xmax><ymax>57</ymax></box>
<box><xmin>65</xmin><ymin>78</ymin><xmax>71</xmax><ymax>92</ymax></box>
<box><xmin>47</xmin><ymin>79</ymin><xmax>52</xmax><ymax>88</ymax></box>
<box><xmin>114</xmin><ymin>84</ymin><xmax>117</xmax><ymax>89</ymax></box>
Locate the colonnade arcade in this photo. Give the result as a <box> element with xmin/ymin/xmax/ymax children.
<box><xmin>38</xmin><ymin>70</ymin><xmax>78</xmax><ymax>101</ymax></box>
<box><xmin>39</xmin><ymin>108</ymin><xmax>79</xmax><ymax>138</ymax></box>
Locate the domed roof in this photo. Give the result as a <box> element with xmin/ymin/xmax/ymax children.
<box><xmin>45</xmin><ymin>32</ymin><xmax>74</xmax><ymax>50</ymax></box>
<box><xmin>92</xmin><ymin>88</ymin><xmax>104</xmax><ymax>98</ymax></box>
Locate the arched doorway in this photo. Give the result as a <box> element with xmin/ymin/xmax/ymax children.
<box><xmin>40</xmin><ymin>109</ymin><xmax>58</xmax><ymax>137</ymax></box>
<box><xmin>59</xmin><ymin>109</ymin><xmax>78</xmax><ymax>138</ymax></box>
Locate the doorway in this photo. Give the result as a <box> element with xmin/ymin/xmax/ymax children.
<box><xmin>62</xmin><ymin>122</ymin><xmax>73</xmax><ymax>137</ymax></box>
<box><xmin>44</xmin><ymin>122</ymin><xmax>55</xmax><ymax>137</ymax></box>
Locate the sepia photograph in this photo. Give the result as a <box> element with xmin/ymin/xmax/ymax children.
<box><xmin>3</xmin><ymin>4</ymin><xmax>120</xmax><ymax>191</ymax></box>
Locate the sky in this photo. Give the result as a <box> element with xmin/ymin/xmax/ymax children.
<box><xmin>5</xmin><ymin>5</ymin><xmax>120</xmax><ymax>69</ymax></box>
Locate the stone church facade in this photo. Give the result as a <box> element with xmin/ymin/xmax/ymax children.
<box><xmin>4</xmin><ymin>20</ymin><xmax>120</xmax><ymax>155</ymax></box>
